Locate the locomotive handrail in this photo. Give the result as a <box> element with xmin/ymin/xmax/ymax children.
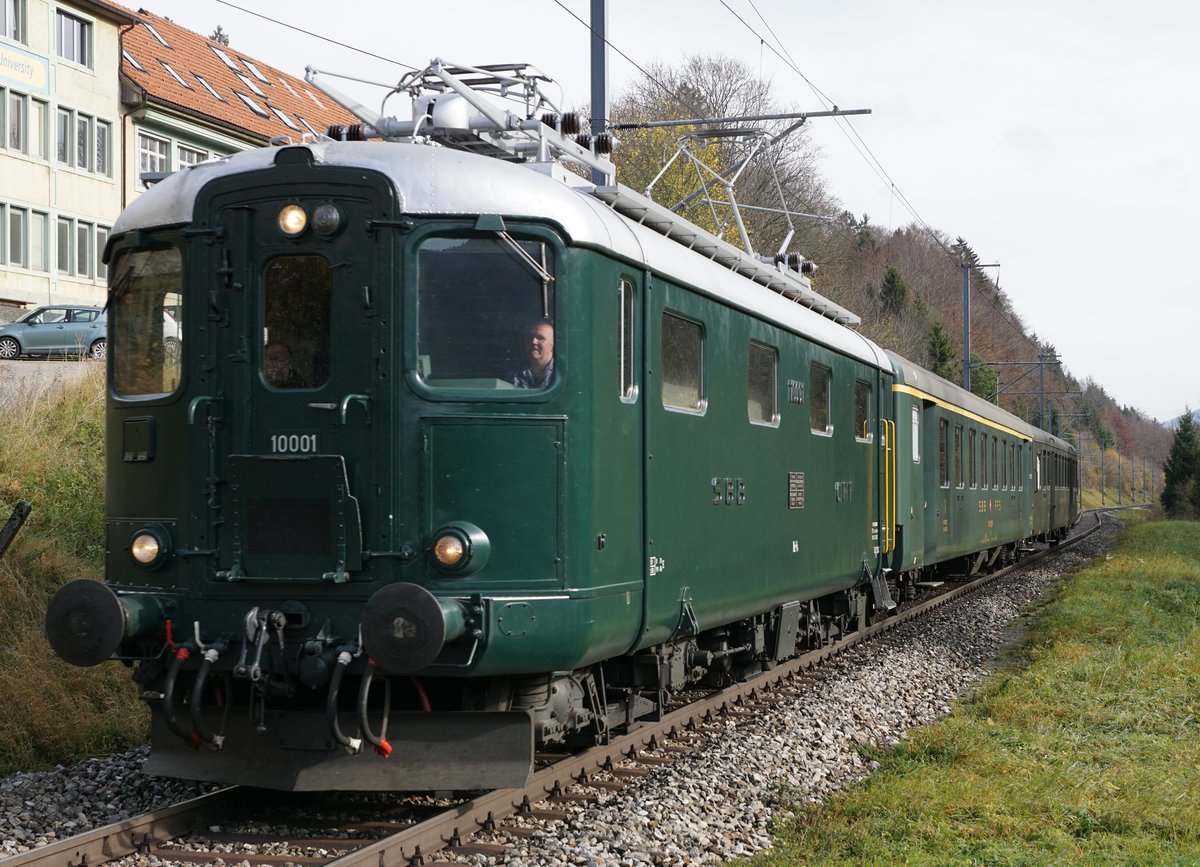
<box><xmin>339</xmin><ymin>393</ymin><xmax>371</xmax><ymax>424</ymax></box>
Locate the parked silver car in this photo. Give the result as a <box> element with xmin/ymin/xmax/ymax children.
<box><xmin>0</xmin><ymin>305</ymin><xmax>107</xmax><ymax>359</ymax></box>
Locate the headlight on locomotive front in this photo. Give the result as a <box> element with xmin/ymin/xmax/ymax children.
<box><xmin>429</xmin><ymin>522</ymin><xmax>490</xmax><ymax>576</ymax></box>
<box><xmin>129</xmin><ymin>524</ymin><xmax>172</xmax><ymax>570</ymax></box>
<box><xmin>277</xmin><ymin>203</ymin><xmax>307</xmax><ymax>236</ymax></box>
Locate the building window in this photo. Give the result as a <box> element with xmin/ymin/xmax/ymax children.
<box><xmin>854</xmin><ymin>380</ymin><xmax>871</xmax><ymax>441</ymax></box>
<box><xmin>7</xmin><ymin>91</ymin><xmax>24</xmax><ymax>150</ymax></box>
<box><xmin>159</xmin><ymin>61</ymin><xmax>192</xmax><ymax>89</ymax></box>
<box><xmin>661</xmin><ymin>312</ymin><xmax>704</xmax><ymax>412</ymax></box>
<box><xmin>7</xmin><ymin>206</ymin><xmax>25</xmax><ymax>266</ymax></box>
<box><xmin>55</xmin><ymin>107</ymin><xmax>70</xmax><ymax>163</ymax></box>
<box><xmin>177</xmin><ymin>145</ymin><xmax>206</xmax><ymax>167</ymax></box>
<box><xmin>209</xmin><ymin>44</ymin><xmax>241</xmax><ymax>72</ymax></box>
<box><xmin>194</xmin><ymin>74</ymin><xmax>224</xmax><ymax>101</ymax></box>
<box><xmin>122</xmin><ymin>49</ymin><xmax>145</xmax><ymax>72</ymax></box>
<box><xmin>234</xmin><ymin>90</ymin><xmax>269</xmax><ymax>118</ymax></box>
<box><xmin>56</xmin><ymin>11</ymin><xmax>92</xmax><ymax>67</ymax></box>
<box><xmin>140</xmin><ymin>20</ymin><xmax>170</xmax><ymax>47</ymax></box>
<box><xmin>268</xmin><ymin>105</ymin><xmax>301</xmax><ymax>131</ymax></box>
<box><xmin>95</xmin><ymin>226</ymin><xmax>107</xmax><ymax>279</ymax></box>
<box><xmin>235</xmin><ymin>71</ymin><xmax>266</xmax><ymax>97</ymax></box>
<box><xmin>748</xmin><ymin>342</ymin><xmax>778</xmax><ymax>426</ymax></box>
<box><xmin>29</xmin><ymin>211</ymin><xmax>46</xmax><ymax>270</ymax></box>
<box><xmin>809</xmin><ymin>362</ymin><xmax>831</xmax><ymax>435</ymax></box>
<box><xmin>2</xmin><ymin>0</ymin><xmax>26</xmax><ymax>42</ymax></box>
<box><xmin>56</xmin><ymin>217</ymin><xmax>71</xmax><ymax>273</ymax></box>
<box><xmin>75</xmin><ymin>113</ymin><xmax>90</xmax><ymax>169</ymax></box>
<box><xmin>95</xmin><ymin>120</ymin><xmax>109</xmax><ymax>174</ymax></box>
<box><xmin>75</xmin><ymin>221</ymin><xmax>91</xmax><ymax>277</ymax></box>
<box><xmin>30</xmin><ymin>98</ymin><xmax>45</xmax><ymax>158</ymax></box>
<box><xmin>241</xmin><ymin>57</ymin><xmax>271</xmax><ymax>83</ymax></box>
<box><xmin>138</xmin><ymin>133</ymin><xmax>168</xmax><ymax>184</ymax></box>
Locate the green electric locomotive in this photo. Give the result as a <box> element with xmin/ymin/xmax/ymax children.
<box><xmin>45</xmin><ymin>61</ymin><xmax>1077</xmax><ymax>791</ymax></box>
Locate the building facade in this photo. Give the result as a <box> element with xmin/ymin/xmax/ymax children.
<box><xmin>0</xmin><ymin>1</ymin><xmax>355</xmax><ymax>313</ymax></box>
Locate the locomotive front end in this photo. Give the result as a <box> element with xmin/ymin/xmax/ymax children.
<box><xmin>44</xmin><ymin>138</ymin><xmax>632</xmax><ymax>791</ymax></box>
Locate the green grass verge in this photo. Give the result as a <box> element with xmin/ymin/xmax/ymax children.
<box><xmin>747</xmin><ymin>515</ymin><xmax>1200</xmax><ymax>865</ymax></box>
<box><xmin>0</xmin><ymin>371</ymin><xmax>148</xmax><ymax>774</ymax></box>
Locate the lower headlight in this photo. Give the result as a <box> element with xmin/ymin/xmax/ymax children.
<box><xmin>129</xmin><ymin>524</ymin><xmax>171</xmax><ymax>570</ymax></box>
<box><xmin>429</xmin><ymin>522</ymin><xmax>490</xmax><ymax>576</ymax></box>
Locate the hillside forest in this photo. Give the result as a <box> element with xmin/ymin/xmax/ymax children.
<box><xmin>608</xmin><ymin>55</ymin><xmax>1171</xmax><ymax>501</ymax></box>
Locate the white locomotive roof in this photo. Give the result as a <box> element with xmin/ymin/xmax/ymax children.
<box><xmin>113</xmin><ymin>140</ymin><xmax>890</xmax><ymax>371</ymax></box>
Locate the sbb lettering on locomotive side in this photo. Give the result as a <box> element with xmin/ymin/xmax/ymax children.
<box><xmin>711</xmin><ymin>477</ymin><xmax>747</xmax><ymax>505</ymax></box>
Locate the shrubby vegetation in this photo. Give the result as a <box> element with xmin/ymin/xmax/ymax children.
<box><xmin>0</xmin><ymin>371</ymin><xmax>147</xmax><ymax>773</ymax></box>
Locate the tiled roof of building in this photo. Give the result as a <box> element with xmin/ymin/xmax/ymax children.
<box><xmin>118</xmin><ymin>5</ymin><xmax>357</xmax><ymax>141</ymax></box>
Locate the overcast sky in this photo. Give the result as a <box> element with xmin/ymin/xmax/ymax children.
<box><xmin>163</xmin><ymin>0</ymin><xmax>1198</xmax><ymax>424</ymax></box>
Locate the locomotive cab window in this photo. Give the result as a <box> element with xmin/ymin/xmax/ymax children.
<box><xmin>417</xmin><ymin>234</ymin><xmax>556</xmax><ymax>391</ymax></box>
<box><xmin>809</xmin><ymin>363</ymin><xmax>831</xmax><ymax>435</ymax></box>
<box><xmin>262</xmin><ymin>255</ymin><xmax>331</xmax><ymax>390</ymax></box>
<box><xmin>854</xmin><ymin>380</ymin><xmax>871</xmax><ymax>442</ymax></box>
<box><xmin>747</xmin><ymin>342</ymin><xmax>778</xmax><ymax>426</ymax></box>
<box><xmin>661</xmin><ymin>312</ymin><xmax>704</xmax><ymax>412</ymax></box>
<box><xmin>111</xmin><ymin>245</ymin><xmax>183</xmax><ymax>398</ymax></box>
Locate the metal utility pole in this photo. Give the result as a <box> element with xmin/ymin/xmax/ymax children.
<box><xmin>1117</xmin><ymin>443</ymin><xmax>1122</xmax><ymax>505</ymax></box>
<box><xmin>962</xmin><ymin>260</ymin><xmax>1000</xmax><ymax>392</ymax></box>
<box><xmin>589</xmin><ymin>0</ymin><xmax>608</xmax><ymax>186</ymax></box>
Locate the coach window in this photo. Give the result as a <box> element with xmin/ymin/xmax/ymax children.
<box><xmin>618</xmin><ymin>279</ymin><xmax>636</xmax><ymax>402</ymax></box>
<box><xmin>954</xmin><ymin>424</ymin><xmax>964</xmax><ymax>488</ymax></box>
<box><xmin>1015</xmin><ymin>444</ymin><xmax>1022</xmax><ymax>490</ymax></box>
<box><xmin>417</xmin><ymin>234</ymin><xmax>556</xmax><ymax>391</ymax></box>
<box><xmin>992</xmin><ymin>438</ymin><xmax>999</xmax><ymax>489</ymax></box>
<box><xmin>854</xmin><ymin>380</ymin><xmax>871</xmax><ymax>442</ymax></box>
<box><xmin>661</xmin><ymin>312</ymin><xmax>704</xmax><ymax>412</ymax></box>
<box><xmin>911</xmin><ymin>406</ymin><xmax>920</xmax><ymax>463</ymax></box>
<box><xmin>747</xmin><ymin>342</ymin><xmax>778</xmax><ymax>426</ymax></box>
<box><xmin>968</xmin><ymin>429</ymin><xmax>977</xmax><ymax>488</ymax></box>
<box><xmin>981</xmin><ymin>433</ymin><xmax>988</xmax><ymax>488</ymax></box>
<box><xmin>111</xmin><ymin>245</ymin><xmax>183</xmax><ymax>398</ymax></box>
<box><xmin>938</xmin><ymin>419</ymin><xmax>949</xmax><ymax>487</ymax></box>
<box><xmin>809</xmin><ymin>363</ymin><xmax>832</xmax><ymax>435</ymax></box>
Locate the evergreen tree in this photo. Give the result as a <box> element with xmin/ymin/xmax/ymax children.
<box><xmin>879</xmin><ymin>265</ymin><xmax>908</xmax><ymax>315</ymax></box>
<box><xmin>968</xmin><ymin>351</ymin><xmax>998</xmax><ymax>403</ymax></box>
<box><xmin>210</xmin><ymin>25</ymin><xmax>230</xmax><ymax>45</ymax></box>
<box><xmin>926</xmin><ymin>321</ymin><xmax>959</xmax><ymax>383</ymax></box>
<box><xmin>1160</xmin><ymin>408</ymin><xmax>1199</xmax><ymax>518</ymax></box>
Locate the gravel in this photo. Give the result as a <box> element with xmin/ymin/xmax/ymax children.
<box><xmin>0</xmin><ymin>359</ymin><xmax>101</xmax><ymax>408</ymax></box>
<box><xmin>0</xmin><ymin>518</ymin><xmax>1118</xmax><ymax>865</ymax></box>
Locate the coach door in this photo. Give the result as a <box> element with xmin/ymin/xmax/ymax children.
<box><xmin>198</xmin><ymin>172</ymin><xmax>394</xmax><ymax>584</ymax></box>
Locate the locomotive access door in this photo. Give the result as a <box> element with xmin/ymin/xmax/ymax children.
<box><xmin>197</xmin><ymin>157</ymin><xmax>393</xmax><ymax>583</ymax></box>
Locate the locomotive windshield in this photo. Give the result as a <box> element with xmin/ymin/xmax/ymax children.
<box><xmin>110</xmin><ymin>246</ymin><xmax>183</xmax><ymax>398</ymax></box>
<box><xmin>416</xmin><ymin>235</ymin><xmax>556</xmax><ymax>390</ymax></box>
<box><xmin>261</xmin><ymin>254</ymin><xmax>332</xmax><ymax>390</ymax></box>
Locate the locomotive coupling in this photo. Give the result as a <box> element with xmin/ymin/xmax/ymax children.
<box><xmin>360</xmin><ymin>582</ymin><xmax>468</xmax><ymax>674</ymax></box>
<box><xmin>45</xmin><ymin>579</ymin><xmax>164</xmax><ymax>666</ymax></box>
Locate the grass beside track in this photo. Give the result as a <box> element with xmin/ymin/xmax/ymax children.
<box><xmin>0</xmin><ymin>371</ymin><xmax>147</xmax><ymax>774</ymax></box>
<box><xmin>746</xmin><ymin>513</ymin><xmax>1200</xmax><ymax>865</ymax></box>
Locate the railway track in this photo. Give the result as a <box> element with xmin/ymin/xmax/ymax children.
<box><xmin>3</xmin><ymin>510</ymin><xmax>1110</xmax><ymax>867</ymax></box>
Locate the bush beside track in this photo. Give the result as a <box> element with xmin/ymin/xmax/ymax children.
<box><xmin>753</xmin><ymin>513</ymin><xmax>1200</xmax><ymax>865</ymax></box>
<box><xmin>0</xmin><ymin>371</ymin><xmax>147</xmax><ymax>774</ymax></box>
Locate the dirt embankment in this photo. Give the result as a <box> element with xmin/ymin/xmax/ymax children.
<box><xmin>0</xmin><ymin>360</ymin><xmax>103</xmax><ymax>407</ymax></box>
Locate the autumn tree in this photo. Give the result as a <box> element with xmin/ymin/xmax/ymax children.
<box><xmin>1161</xmin><ymin>409</ymin><xmax>1199</xmax><ymax>518</ymax></box>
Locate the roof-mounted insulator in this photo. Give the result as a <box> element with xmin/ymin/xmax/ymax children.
<box><xmin>573</xmin><ymin>132</ymin><xmax>614</xmax><ymax>155</ymax></box>
<box><xmin>326</xmin><ymin>123</ymin><xmax>370</xmax><ymax>141</ymax></box>
<box><xmin>775</xmin><ymin>252</ymin><xmax>818</xmax><ymax>275</ymax></box>
<box><xmin>540</xmin><ymin>112</ymin><xmax>581</xmax><ymax>136</ymax></box>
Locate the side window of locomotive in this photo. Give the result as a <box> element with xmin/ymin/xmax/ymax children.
<box><xmin>111</xmin><ymin>246</ymin><xmax>183</xmax><ymax>398</ymax></box>
<box><xmin>661</xmin><ymin>312</ymin><xmax>704</xmax><ymax>412</ymax></box>
<box><xmin>417</xmin><ymin>235</ymin><xmax>556</xmax><ymax>390</ymax></box>
<box><xmin>808</xmin><ymin>363</ymin><xmax>831</xmax><ymax>435</ymax></box>
<box><xmin>262</xmin><ymin>255</ymin><xmax>331</xmax><ymax>390</ymax></box>
<box><xmin>619</xmin><ymin>279</ymin><xmax>636</xmax><ymax>402</ymax></box>
<box><xmin>938</xmin><ymin>418</ymin><xmax>949</xmax><ymax>487</ymax></box>
<box><xmin>747</xmin><ymin>342</ymin><xmax>778</xmax><ymax>426</ymax></box>
<box><xmin>854</xmin><ymin>380</ymin><xmax>871</xmax><ymax>442</ymax></box>
<box><xmin>911</xmin><ymin>406</ymin><xmax>920</xmax><ymax>463</ymax></box>
<box><xmin>954</xmin><ymin>423</ymin><xmax>964</xmax><ymax>488</ymax></box>
<box><xmin>969</xmin><ymin>429</ymin><xmax>977</xmax><ymax>488</ymax></box>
